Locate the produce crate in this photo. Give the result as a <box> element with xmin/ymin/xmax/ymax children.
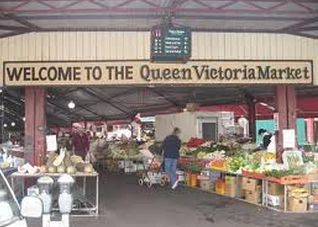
<box><xmin>215</xmin><ymin>180</ymin><xmax>226</xmax><ymax>195</ymax></box>
<box><xmin>245</xmin><ymin>185</ymin><xmax>262</xmax><ymax>204</ymax></box>
<box><xmin>288</xmin><ymin>197</ymin><xmax>308</xmax><ymax>212</ymax></box>
<box><xmin>242</xmin><ymin>170</ymin><xmax>265</xmax><ymax>179</ymax></box>
<box><xmin>307</xmin><ymin>173</ymin><xmax>318</xmax><ymax>181</ymax></box>
<box><xmin>242</xmin><ymin>177</ymin><xmax>261</xmax><ymax>191</ymax></box>
<box><xmin>199</xmin><ymin>179</ymin><xmax>211</xmax><ymax>191</ymax></box>
<box><xmin>267</xmin><ymin>175</ymin><xmax>308</xmax><ymax>185</ymax></box>
<box><xmin>268</xmin><ymin>182</ymin><xmax>284</xmax><ymax>195</ymax></box>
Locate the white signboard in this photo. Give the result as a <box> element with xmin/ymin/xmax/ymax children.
<box><xmin>283</xmin><ymin>129</ymin><xmax>296</xmax><ymax>148</ymax></box>
<box><xmin>46</xmin><ymin>135</ymin><xmax>58</xmax><ymax>152</ymax></box>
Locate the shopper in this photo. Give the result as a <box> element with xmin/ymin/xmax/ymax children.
<box><xmin>71</xmin><ymin>128</ymin><xmax>89</xmax><ymax>160</ymax></box>
<box><xmin>162</xmin><ymin>127</ymin><xmax>181</xmax><ymax>190</ymax></box>
<box><xmin>258</xmin><ymin>128</ymin><xmax>273</xmax><ymax>149</ymax></box>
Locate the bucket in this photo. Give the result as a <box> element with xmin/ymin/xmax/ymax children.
<box><xmin>190</xmin><ymin>174</ymin><xmax>198</xmax><ymax>187</ymax></box>
<box><xmin>177</xmin><ymin>171</ymin><xmax>185</xmax><ymax>182</ymax></box>
<box><xmin>186</xmin><ymin>172</ymin><xmax>192</xmax><ymax>186</ymax></box>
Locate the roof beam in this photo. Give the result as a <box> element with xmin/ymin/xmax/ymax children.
<box><xmin>296</xmin><ymin>26</ymin><xmax>318</xmax><ymax>31</ymax></box>
<box><xmin>2</xmin><ymin>14</ymin><xmax>40</xmax><ymax>31</ymax></box>
<box><xmin>68</xmin><ymin>87</ymin><xmax>137</xmax><ymax>115</ymax></box>
<box><xmin>0</xmin><ymin>24</ymin><xmax>29</xmax><ymax>31</ymax></box>
<box><xmin>82</xmin><ymin>88</ymin><xmax>132</xmax><ymax>117</ymax></box>
<box><xmin>0</xmin><ymin>0</ymin><xmax>316</xmax><ymax>2</ymax></box>
<box><xmin>146</xmin><ymin>87</ymin><xmax>180</xmax><ymax>107</ymax></box>
<box><xmin>0</xmin><ymin>0</ymin><xmax>316</xmax><ymax>15</ymax></box>
<box><xmin>47</xmin><ymin>101</ymin><xmax>82</xmax><ymax>120</ymax></box>
<box><xmin>4</xmin><ymin>14</ymin><xmax>304</xmax><ymax>22</ymax></box>
<box><xmin>282</xmin><ymin>16</ymin><xmax>318</xmax><ymax>31</ymax></box>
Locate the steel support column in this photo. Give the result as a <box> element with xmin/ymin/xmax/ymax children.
<box><xmin>247</xmin><ymin>97</ymin><xmax>256</xmax><ymax>142</ymax></box>
<box><xmin>24</xmin><ymin>87</ymin><xmax>46</xmax><ymax>166</ymax></box>
<box><xmin>248</xmin><ymin>101</ymin><xmax>256</xmax><ymax>141</ymax></box>
<box><xmin>275</xmin><ymin>86</ymin><xmax>297</xmax><ymax>163</ymax></box>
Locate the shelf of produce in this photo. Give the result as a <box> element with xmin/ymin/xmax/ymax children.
<box><xmin>10</xmin><ymin>171</ymin><xmax>99</xmax><ymax>216</ymax></box>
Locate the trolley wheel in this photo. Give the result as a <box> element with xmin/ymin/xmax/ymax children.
<box><xmin>138</xmin><ymin>179</ymin><xmax>144</xmax><ymax>186</ymax></box>
<box><xmin>160</xmin><ymin>179</ymin><xmax>166</xmax><ymax>187</ymax></box>
<box><xmin>147</xmin><ymin>181</ymin><xmax>152</xmax><ymax>188</ymax></box>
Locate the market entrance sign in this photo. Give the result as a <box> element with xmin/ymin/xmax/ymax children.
<box><xmin>3</xmin><ymin>60</ymin><xmax>313</xmax><ymax>86</ymax></box>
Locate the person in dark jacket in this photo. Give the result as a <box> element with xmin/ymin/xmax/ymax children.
<box><xmin>258</xmin><ymin>128</ymin><xmax>273</xmax><ymax>149</ymax></box>
<box><xmin>162</xmin><ymin>127</ymin><xmax>181</xmax><ymax>190</ymax></box>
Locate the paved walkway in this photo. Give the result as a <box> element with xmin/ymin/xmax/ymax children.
<box><xmin>27</xmin><ymin>172</ymin><xmax>317</xmax><ymax>227</ymax></box>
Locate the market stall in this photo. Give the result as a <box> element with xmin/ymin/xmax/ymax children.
<box><xmin>174</xmin><ymin>136</ymin><xmax>318</xmax><ymax>213</ymax></box>
<box><xmin>9</xmin><ymin>148</ymin><xmax>99</xmax><ymax>216</ymax></box>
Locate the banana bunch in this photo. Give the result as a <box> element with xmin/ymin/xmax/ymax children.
<box><xmin>289</xmin><ymin>187</ymin><xmax>310</xmax><ymax>198</ymax></box>
<box><xmin>263</xmin><ymin>153</ymin><xmax>275</xmax><ymax>161</ymax></box>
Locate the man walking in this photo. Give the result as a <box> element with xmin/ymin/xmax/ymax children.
<box><xmin>162</xmin><ymin>127</ymin><xmax>181</xmax><ymax>190</ymax></box>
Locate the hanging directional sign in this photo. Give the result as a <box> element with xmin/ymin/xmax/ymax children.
<box><xmin>151</xmin><ymin>25</ymin><xmax>191</xmax><ymax>62</ymax></box>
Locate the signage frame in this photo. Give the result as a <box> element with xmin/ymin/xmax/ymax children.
<box><xmin>2</xmin><ymin>59</ymin><xmax>314</xmax><ymax>87</ymax></box>
<box><xmin>150</xmin><ymin>24</ymin><xmax>192</xmax><ymax>63</ymax></box>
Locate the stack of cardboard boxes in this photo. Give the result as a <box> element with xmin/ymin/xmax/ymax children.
<box><xmin>241</xmin><ymin>177</ymin><xmax>262</xmax><ymax>204</ymax></box>
<box><xmin>288</xmin><ymin>197</ymin><xmax>308</xmax><ymax>212</ymax></box>
<box><xmin>287</xmin><ymin>186</ymin><xmax>310</xmax><ymax>212</ymax></box>
<box><xmin>225</xmin><ymin>176</ymin><xmax>236</xmax><ymax>197</ymax></box>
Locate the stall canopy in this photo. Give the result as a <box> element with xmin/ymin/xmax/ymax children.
<box><xmin>3</xmin><ymin>85</ymin><xmax>318</xmax><ymax>127</ymax></box>
<box><xmin>0</xmin><ymin>0</ymin><xmax>317</xmax><ymax>39</ymax></box>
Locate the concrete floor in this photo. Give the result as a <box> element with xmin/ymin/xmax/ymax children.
<box><xmin>27</xmin><ymin>172</ymin><xmax>318</xmax><ymax>227</ymax></box>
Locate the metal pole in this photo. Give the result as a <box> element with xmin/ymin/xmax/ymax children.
<box><xmin>96</xmin><ymin>175</ymin><xmax>99</xmax><ymax>215</ymax></box>
<box><xmin>83</xmin><ymin>176</ymin><xmax>86</xmax><ymax>196</ymax></box>
<box><xmin>284</xmin><ymin>184</ymin><xmax>287</xmax><ymax>212</ymax></box>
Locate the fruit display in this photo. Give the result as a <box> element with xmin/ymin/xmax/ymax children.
<box><xmin>209</xmin><ymin>158</ymin><xmax>228</xmax><ymax>171</ymax></box>
<box><xmin>104</xmin><ymin>141</ymin><xmax>141</xmax><ymax>160</ymax></box>
<box><xmin>288</xmin><ymin>186</ymin><xmax>310</xmax><ymax>198</ymax></box>
<box><xmin>0</xmin><ymin>162</ymin><xmax>10</xmax><ymax>170</ymax></box>
<box><xmin>187</xmin><ymin>138</ymin><xmax>206</xmax><ymax>148</ymax></box>
<box><xmin>16</xmin><ymin>147</ymin><xmax>96</xmax><ymax>175</ymax></box>
<box><xmin>177</xmin><ymin>137</ymin><xmax>318</xmax><ymax>183</ymax></box>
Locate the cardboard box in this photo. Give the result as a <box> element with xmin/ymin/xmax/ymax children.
<box><xmin>225</xmin><ymin>184</ymin><xmax>236</xmax><ymax>197</ymax></box>
<box><xmin>200</xmin><ymin>179</ymin><xmax>211</xmax><ymax>191</ymax></box>
<box><xmin>236</xmin><ymin>177</ymin><xmax>245</xmax><ymax>198</ymax></box>
<box><xmin>209</xmin><ymin>181</ymin><xmax>215</xmax><ymax>192</ymax></box>
<box><xmin>245</xmin><ymin>186</ymin><xmax>262</xmax><ymax>204</ymax></box>
<box><xmin>268</xmin><ymin>182</ymin><xmax>284</xmax><ymax>195</ymax></box>
<box><xmin>242</xmin><ymin>177</ymin><xmax>261</xmax><ymax>191</ymax></box>
<box><xmin>225</xmin><ymin>175</ymin><xmax>236</xmax><ymax>185</ymax></box>
<box><xmin>267</xmin><ymin>194</ymin><xmax>284</xmax><ymax>208</ymax></box>
<box><xmin>288</xmin><ymin>197</ymin><xmax>308</xmax><ymax>212</ymax></box>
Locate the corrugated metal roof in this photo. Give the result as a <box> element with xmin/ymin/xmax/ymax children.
<box><xmin>0</xmin><ymin>0</ymin><xmax>317</xmax><ymax>39</ymax></box>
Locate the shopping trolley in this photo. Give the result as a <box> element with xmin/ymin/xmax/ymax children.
<box><xmin>137</xmin><ymin>149</ymin><xmax>169</xmax><ymax>188</ymax></box>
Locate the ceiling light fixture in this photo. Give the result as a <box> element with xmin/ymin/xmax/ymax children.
<box><xmin>3</xmin><ymin>123</ymin><xmax>7</xmax><ymax>128</ymax></box>
<box><xmin>23</xmin><ymin>117</ymin><xmax>26</xmax><ymax>122</ymax></box>
<box><xmin>68</xmin><ymin>101</ymin><xmax>76</xmax><ymax>109</ymax></box>
<box><xmin>11</xmin><ymin>122</ymin><xmax>16</xmax><ymax>127</ymax></box>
